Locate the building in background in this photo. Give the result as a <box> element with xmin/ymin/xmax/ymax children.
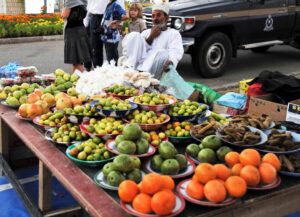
<box><xmin>0</xmin><ymin>0</ymin><xmax>62</xmax><ymax>14</ymax></box>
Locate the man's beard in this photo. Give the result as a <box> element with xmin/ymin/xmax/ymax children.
<box><xmin>153</xmin><ymin>19</ymin><xmax>167</xmax><ymax>29</ymax></box>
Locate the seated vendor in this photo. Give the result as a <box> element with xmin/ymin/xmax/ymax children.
<box><xmin>119</xmin><ymin>3</ymin><xmax>184</xmax><ymax>79</ymax></box>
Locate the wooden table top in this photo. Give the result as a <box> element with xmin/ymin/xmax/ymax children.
<box><xmin>1</xmin><ymin>106</ymin><xmax>300</xmax><ymax>217</ymax></box>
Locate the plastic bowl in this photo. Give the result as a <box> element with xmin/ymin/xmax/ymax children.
<box><xmin>128</xmin><ymin>97</ymin><xmax>176</xmax><ymax>112</ymax></box>
<box><xmin>168</xmin><ymin>103</ymin><xmax>209</xmax><ymax>122</ymax></box>
<box><xmin>66</xmin><ymin>144</ymin><xmax>114</xmax><ymax>167</ymax></box>
<box><xmin>122</xmin><ymin>113</ymin><xmax>170</xmax><ymax>131</ymax></box>
<box><xmin>102</xmin><ymin>87</ymin><xmax>143</xmax><ymax>100</ymax></box>
<box><xmin>167</xmin><ymin>135</ymin><xmax>194</xmax><ymax>145</ymax></box>
<box><xmin>89</xmin><ymin>100</ymin><xmax>138</xmax><ymax>118</ymax></box>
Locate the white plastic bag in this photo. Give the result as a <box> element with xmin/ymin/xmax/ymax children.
<box><xmin>160</xmin><ymin>65</ymin><xmax>194</xmax><ymax>100</ymax></box>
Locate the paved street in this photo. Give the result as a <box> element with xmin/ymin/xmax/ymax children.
<box><xmin>1</xmin><ymin>40</ymin><xmax>300</xmax><ymax>89</ymax></box>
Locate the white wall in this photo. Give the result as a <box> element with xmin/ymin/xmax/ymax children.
<box><xmin>0</xmin><ymin>0</ymin><xmax>7</xmax><ymax>14</ymax></box>
<box><xmin>25</xmin><ymin>0</ymin><xmax>44</xmax><ymax>14</ymax></box>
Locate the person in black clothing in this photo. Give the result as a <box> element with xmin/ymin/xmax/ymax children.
<box><xmin>62</xmin><ymin>0</ymin><xmax>92</xmax><ymax>73</ymax></box>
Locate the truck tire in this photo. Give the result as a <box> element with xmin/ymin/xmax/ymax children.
<box><xmin>251</xmin><ymin>46</ymin><xmax>271</xmax><ymax>53</ymax></box>
<box><xmin>192</xmin><ymin>32</ymin><xmax>232</xmax><ymax>78</ymax></box>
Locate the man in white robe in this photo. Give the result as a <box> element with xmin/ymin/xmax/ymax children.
<box><xmin>120</xmin><ymin>3</ymin><xmax>184</xmax><ymax>79</ymax></box>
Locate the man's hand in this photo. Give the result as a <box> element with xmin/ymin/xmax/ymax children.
<box><xmin>109</xmin><ymin>20</ymin><xmax>120</xmax><ymax>29</ymax></box>
<box><xmin>146</xmin><ymin>26</ymin><xmax>161</xmax><ymax>45</ymax></box>
<box><xmin>61</xmin><ymin>8</ymin><xmax>71</xmax><ymax>19</ymax></box>
<box><xmin>163</xmin><ymin>60</ymin><xmax>173</xmax><ymax>72</ymax></box>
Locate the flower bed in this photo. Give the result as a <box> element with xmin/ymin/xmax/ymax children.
<box><xmin>0</xmin><ymin>13</ymin><xmax>63</xmax><ymax>38</ymax></box>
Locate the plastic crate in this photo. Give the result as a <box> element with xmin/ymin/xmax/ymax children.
<box><xmin>239</xmin><ymin>79</ymin><xmax>253</xmax><ymax>95</ymax></box>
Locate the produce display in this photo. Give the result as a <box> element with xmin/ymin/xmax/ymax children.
<box><xmin>144</xmin><ymin>131</ymin><xmax>167</xmax><ymax>147</ymax></box>
<box><xmin>224</xmin><ymin>149</ymin><xmax>280</xmax><ymax>187</ymax></box>
<box><xmin>150</xmin><ymin>141</ymin><xmax>188</xmax><ymax>175</ymax></box>
<box><xmin>228</xmin><ymin>114</ymin><xmax>272</xmax><ymax>130</ymax></box>
<box><xmin>17</xmin><ymin>66</ymin><xmax>37</xmax><ymax>78</ymax></box>
<box><xmin>49</xmin><ymin>123</ymin><xmax>89</xmax><ymax>142</ymax></box>
<box><xmin>115</xmin><ymin>124</ymin><xmax>150</xmax><ymax>155</ymax></box>
<box><xmin>126</xmin><ymin>110</ymin><xmax>168</xmax><ymax>124</ymax></box>
<box><xmin>69</xmin><ymin>137</ymin><xmax>113</xmax><ymax>161</ymax></box>
<box><xmin>164</xmin><ymin>121</ymin><xmax>192</xmax><ymax>137</ymax></box>
<box><xmin>1</xmin><ymin>83</ymin><xmax>42</xmax><ymax>105</ymax></box>
<box><xmin>82</xmin><ymin>117</ymin><xmax>124</xmax><ymax>135</ymax></box>
<box><xmin>258</xmin><ymin>129</ymin><xmax>300</xmax><ymax>152</ymax></box>
<box><xmin>93</xmin><ymin>97</ymin><xmax>133</xmax><ymax>110</ymax></box>
<box><xmin>104</xmin><ymin>84</ymin><xmax>139</xmax><ymax>96</ymax></box>
<box><xmin>186</xmin><ymin>135</ymin><xmax>232</xmax><ymax>163</ymax></box>
<box><xmin>118</xmin><ymin>173</ymin><xmax>179</xmax><ymax>215</ymax></box>
<box><xmin>168</xmin><ymin>100</ymin><xmax>207</xmax><ymax>116</ymax></box>
<box><xmin>64</xmin><ymin>104</ymin><xmax>99</xmax><ymax>116</ymax></box>
<box><xmin>191</xmin><ymin>122</ymin><xmax>220</xmax><ymax>141</ymax></box>
<box><xmin>37</xmin><ymin>110</ymin><xmax>67</xmax><ymax>126</ymax></box>
<box><xmin>218</xmin><ymin>124</ymin><xmax>261</xmax><ymax>145</ymax></box>
<box><xmin>201</xmin><ymin>111</ymin><xmax>231</xmax><ymax>125</ymax></box>
<box><xmin>50</xmin><ymin>69</ymin><xmax>79</xmax><ymax>91</ymax></box>
<box><xmin>102</xmin><ymin>154</ymin><xmax>143</xmax><ymax>186</ymax></box>
<box><xmin>133</xmin><ymin>93</ymin><xmax>170</xmax><ymax>105</ymax></box>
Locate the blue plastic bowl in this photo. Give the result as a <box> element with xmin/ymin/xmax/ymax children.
<box><xmin>168</xmin><ymin>103</ymin><xmax>209</xmax><ymax>122</ymax></box>
<box><xmin>89</xmin><ymin>100</ymin><xmax>137</xmax><ymax>118</ymax></box>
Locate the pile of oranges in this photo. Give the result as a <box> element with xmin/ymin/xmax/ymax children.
<box><xmin>118</xmin><ymin>173</ymin><xmax>176</xmax><ymax>215</ymax></box>
<box><xmin>186</xmin><ymin>149</ymin><xmax>281</xmax><ymax>202</ymax></box>
<box><xmin>187</xmin><ymin>163</ymin><xmax>247</xmax><ymax>202</ymax></box>
<box><xmin>225</xmin><ymin>149</ymin><xmax>280</xmax><ymax>187</ymax></box>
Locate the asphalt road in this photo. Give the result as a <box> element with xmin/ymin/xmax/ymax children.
<box><xmin>1</xmin><ymin>40</ymin><xmax>300</xmax><ymax>90</ymax></box>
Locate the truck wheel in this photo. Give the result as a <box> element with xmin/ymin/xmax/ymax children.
<box><xmin>251</xmin><ymin>46</ymin><xmax>271</xmax><ymax>53</ymax></box>
<box><xmin>192</xmin><ymin>32</ymin><xmax>232</xmax><ymax>78</ymax></box>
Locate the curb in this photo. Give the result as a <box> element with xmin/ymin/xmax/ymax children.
<box><xmin>0</xmin><ymin>35</ymin><xmax>63</xmax><ymax>45</ymax></box>
<box><xmin>212</xmin><ymin>71</ymin><xmax>300</xmax><ymax>92</ymax></box>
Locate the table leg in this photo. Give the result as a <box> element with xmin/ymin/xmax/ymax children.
<box><xmin>39</xmin><ymin>160</ymin><xmax>52</xmax><ymax>213</ymax></box>
<box><xmin>0</xmin><ymin>118</ymin><xmax>13</xmax><ymax>176</ymax></box>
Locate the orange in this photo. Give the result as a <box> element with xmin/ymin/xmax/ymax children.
<box><xmin>173</xmin><ymin>122</ymin><xmax>181</xmax><ymax>128</ymax></box>
<box><xmin>262</xmin><ymin>153</ymin><xmax>281</xmax><ymax>171</ymax></box>
<box><xmin>192</xmin><ymin>174</ymin><xmax>198</xmax><ymax>182</ymax></box>
<box><xmin>140</xmin><ymin>173</ymin><xmax>164</xmax><ymax>195</ymax></box>
<box><xmin>185</xmin><ymin>125</ymin><xmax>191</xmax><ymax>131</ymax></box>
<box><xmin>231</xmin><ymin>163</ymin><xmax>244</xmax><ymax>176</ymax></box>
<box><xmin>151</xmin><ymin>190</ymin><xmax>175</xmax><ymax>215</ymax></box>
<box><xmin>215</xmin><ymin>179</ymin><xmax>225</xmax><ymax>185</ymax></box>
<box><xmin>152</xmin><ymin>134</ymin><xmax>159</xmax><ymax>141</ymax></box>
<box><xmin>259</xmin><ymin>163</ymin><xmax>277</xmax><ymax>184</ymax></box>
<box><xmin>240</xmin><ymin>165</ymin><xmax>260</xmax><ymax>187</ymax></box>
<box><xmin>239</xmin><ymin>149</ymin><xmax>261</xmax><ymax>167</ymax></box>
<box><xmin>204</xmin><ymin>180</ymin><xmax>227</xmax><ymax>202</ymax></box>
<box><xmin>132</xmin><ymin>193</ymin><xmax>152</xmax><ymax>214</ymax></box>
<box><xmin>161</xmin><ymin>175</ymin><xmax>175</xmax><ymax>190</ymax></box>
<box><xmin>214</xmin><ymin>164</ymin><xmax>230</xmax><ymax>181</ymax></box>
<box><xmin>162</xmin><ymin>189</ymin><xmax>176</xmax><ymax>205</ymax></box>
<box><xmin>186</xmin><ymin>180</ymin><xmax>204</xmax><ymax>200</ymax></box>
<box><xmin>225</xmin><ymin>152</ymin><xmax>240</xmax><ymax>167</ymax></box>
<box><xmin>118</xmin><ymin>180</ymin><xmax>139</xmax><ymax>203</ymax></box>
<box><xmin>195</xmin><ymin>163</ymin><xmax>216</xmax><ymax>184</ymax></box>
<box><xmin>225</xmin><ymin>176</ymin><xmax>247</xmax><ymax>198</ymax></box>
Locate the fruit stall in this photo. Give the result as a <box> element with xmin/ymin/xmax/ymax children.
<box><xmin>0</xmin><ymin>66</ymin><xmax>300</xmax><ymax>217</ymax></box>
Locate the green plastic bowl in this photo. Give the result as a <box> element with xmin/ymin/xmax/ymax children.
<box><xmin>66</xmin><ymin>144</ymin><xmax>114</xmax><ymax>167</ymax></box>
<box><xmin>167</xmin><ymin>135</ymin><xmax>194</xmax><ymax>145</ymax></box>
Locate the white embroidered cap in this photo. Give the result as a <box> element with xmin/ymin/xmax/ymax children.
<box><xmin>152</xmin><ymin>3</ymin><xmax>169</xmax><ymax>15</ymax></box>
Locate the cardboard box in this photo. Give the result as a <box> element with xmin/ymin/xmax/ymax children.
<box><xmin>286</xmin><ymin>99</ymin><xmax>300</xmax><ymax>124</ymax></box>
<box><xmin>213</xmin><ymin>102</ymin><xmax>244</xmax><ymax>116</ymax></box>
<box><xmin>248</xmin><ymin>95</ymin><xmax>287</xmax><ymax>121</ymax></box>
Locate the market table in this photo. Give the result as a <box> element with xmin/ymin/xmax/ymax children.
<box><xmin>1</xmin><ymin>105</ymin><xmax>300</xmax><ymax>217</ymax></box>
